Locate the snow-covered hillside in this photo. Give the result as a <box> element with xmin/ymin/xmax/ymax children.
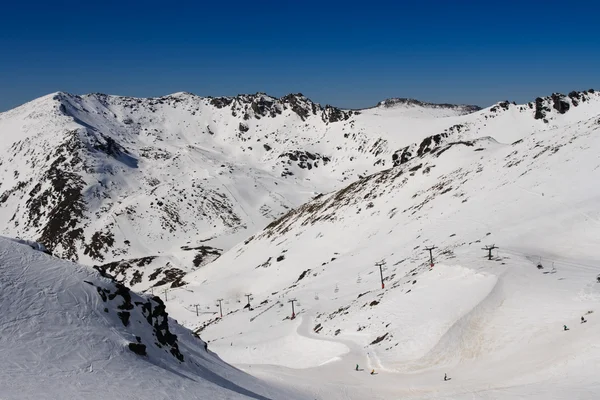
<box><xmin>0</xmin><ymin>236</ymin><xmax>306</xmax><ymax>400</ymax></box>
<box><xmin>0</xmin><ymin>90</ymin><xmax>481</xmax><ymax>290</ymax></box>
<box><xmin>160</xmin><ymin>89</ymin><xmax>600</xmax><ymax>399</ymax></box>
<box><xmin>0</xmin><ymin>88</ymin><xmax>598</xmax><ymax>297</ymax></box>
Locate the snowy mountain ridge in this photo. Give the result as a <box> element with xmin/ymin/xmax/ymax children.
<box><xmin>0</xmin><ymin>88</ymin><xmax>598</xmax><ymax>292</ymax></box>
<box><xmin>376</xmin><ymin>97</ymin><xmax>481</xmax><ymax>115</ymax></box>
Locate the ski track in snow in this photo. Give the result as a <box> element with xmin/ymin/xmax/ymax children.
<box><xmin>224</xmin><ymin>254</ymin><xmax>600</xmax><ymax>399</ymax></box>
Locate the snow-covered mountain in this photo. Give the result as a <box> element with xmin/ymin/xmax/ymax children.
<box><xmin>157</xmin><ymin>89</ymin><xmax>600</xmax><ymax>399</ymax></box>
<box><xmin>376</xmin><ymin>97</ymin><xmax>481</xmax><ymax>116</ymax></box>
<box><xmin>2</xmin><ymin>87</ymin><xmax>600</xmax><ymax>398</ymax></box>
<box><xmin>0</xmin><ymin>236</ymin><xmax>306</xmax><ymax>400</ymax></box>
<box><xmin>1</xmin><ymin>88</ymin><xmax>598</xmax><ymax>296</ymax></box>
<box><xmin>0</xmin><ymin>90</ymin><xmax>480</xmax><ymax>290</ymax></box>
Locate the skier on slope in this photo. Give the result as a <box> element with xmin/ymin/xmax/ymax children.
<box><xmin>444</xmin><ymin>373</ymin><xmax>448</xmax><ymax>381</ymax></box>
<box><xmin>581</xmin><ymin>316</ymin><xmax>587</xmax><ymax>323</ymax></box>
<box><xmin>370</xmin><ymin>369</ymin><xmax>375</xmax><ymax>375</ymax></box>
<box><xmin>564</xmin><ymin>325</ymin><xmax>569</xmax><ymax>331</ymax></box>
<box><xmin>356</xmin><ymin>364</ymin><xmax>359</xmax><ymax>371</ymax></box>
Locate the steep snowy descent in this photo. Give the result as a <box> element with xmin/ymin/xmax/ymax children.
<box><xmin>0</xmin><ymin>236</ymin><xmax>306</xmax><ymax>400</ymax></box>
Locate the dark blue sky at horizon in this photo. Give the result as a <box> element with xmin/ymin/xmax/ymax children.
<box><xmin>1</xmin><ymin>0</ymin><xmax>599</xmax><ymax>112</ymax></box>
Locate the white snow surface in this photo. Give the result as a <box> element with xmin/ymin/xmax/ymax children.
<box><xmin>1</xmin><ymin>90</ymin><xmax>598</xmax><ymax>293</ymax></box>
<box><xmin>2</xmin><ymin>89</ymin><xmax>600</xmax><ymax>399</ymax></box>
<box><xmin>0</xmin><ymin>91</ymin><xmax>480</xmax><ymax>290</ymax></box>
<box><xmin>0</xmin><ymin>236</ymin><xmax>306</xmax><ymax>400</ymax></box>
<box><xmin>162</xmin><ymin>91</ymin><xmax>600</xmax><ymax>399</ymax></box>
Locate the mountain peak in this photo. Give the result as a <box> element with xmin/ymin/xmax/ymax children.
<box><xmin>168</xmin><ymin>91</ymin><xmax>195</xmax><ymax>96</ymax></box>
<box><xmin>377</xmin><ymin>97</ymin><xmax>481</xmax><ymax>114</ymax></box>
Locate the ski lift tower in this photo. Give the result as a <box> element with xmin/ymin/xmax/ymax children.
<box><xmin>217</xmin><ymin>299</ymin><xmax>224</xmax><ymax>318</ymax></box>
<box><xmin>425</xmin><ymin>246</ymin><xmax>437</xmax><ymax>268</ymax></box>
<box><xmin>483</xmin><ymin>245</ymin><xmax>498</xmax><ymax>261</ymax></box>
<box><xmin>376</xmin><ymin>260</ymin><xmax>386</xmax><ymax>289</ymax></box>
<box><xmin>244</xmin><ymin>293</ymin><xmax>253</xmax><ymax>310</ymax></box>
<box><xmin>288</xmin><ymin>299</ymin><xmax>297</xmax><ymax>319</ymax></box>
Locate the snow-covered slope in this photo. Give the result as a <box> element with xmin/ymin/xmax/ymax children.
<box><xmin>0</xmin><ymin>236</ymin><xmax>306</xmax><ymax>400</ymax></box>
<box><xmin>2</xmin><ymin>87</ymin><xmax>600</xmax><ymax>398</ymax></box>
<box><xmin>0</xmin><ymin>89</ymin><xmax>597</xmax><ymax>295</ymax></box>
<box><xmin>0</xmin><ymin>91</ymin><xmax>481</xmax><ymax>290</ymax></box>
<box><xmin>161</xmin><ymin>90</ymin><xmax>600</xmax><ymax>399</ymax></box>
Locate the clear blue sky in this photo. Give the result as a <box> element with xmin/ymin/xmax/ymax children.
<box><xmin>1</xmin><ymin>0</ymin><xmax>599</xmax><ymax>111</ymax></box>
